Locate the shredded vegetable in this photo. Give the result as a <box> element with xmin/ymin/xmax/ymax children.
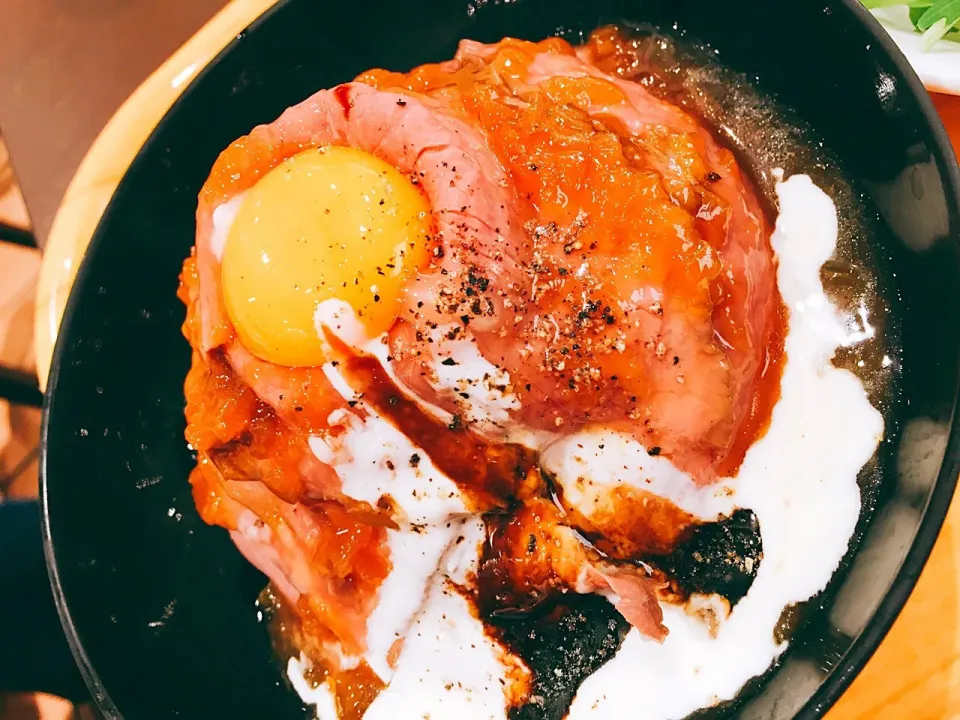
<box><xmin>862</xmin><ymin>0</ymin><xmax>960</xmax><ymax>48</ymax></box>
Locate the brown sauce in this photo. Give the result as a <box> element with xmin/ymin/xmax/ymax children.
<box><xmin>335</xmin><ymin>346</ymin><xmax>544</xmax><ymax>512</ymax></box>
<box><xmin>655</xmin><ymin>509</ymin><xmax>762</xmax><ymax>606</ymax></box>
<box><xmin>553</xmin><ymin>481</ymin><xmax>698</xmax><ymax>559</ymax></box>
<box><xmin>476</xmin><ymin>500</ymin><xmax>571</xmax><ymax>618</ymax></box>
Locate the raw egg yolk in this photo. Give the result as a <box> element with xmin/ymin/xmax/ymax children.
<box><xmin>221</xmin><ymin>146</ymin><xmax>432</xmax><ymax>366</ymax></box>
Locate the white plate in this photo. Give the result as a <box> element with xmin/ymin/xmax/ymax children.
<box><xmin>872</xmin><ymin>6</ymin><xmax>960</xmax><ymax>96</ymax></box>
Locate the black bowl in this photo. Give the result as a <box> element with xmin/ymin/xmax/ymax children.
<box><xmin>42</xmin><ymin>1</ymin><xmax>960</xmax><ymax>718</ymax></box>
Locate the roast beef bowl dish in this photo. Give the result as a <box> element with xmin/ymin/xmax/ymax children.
<box><xmin>41</xmin><ymin>2</ymin><xmax>960</xmax><ymax>720</ymax></box>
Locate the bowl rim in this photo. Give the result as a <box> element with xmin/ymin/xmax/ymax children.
<box><xmin>794</xmin><ymin>1</ymin><xmax>960</xmax><ymax>717</ymax></box>
<box><xmin>40</xmin><ymin>4</ymin><xmax>296</xmax><ymax>714</ymax></box>
<box><xmin>39</xmin><ymin>1</ymin><xmax>960</xmax><ymax>718</ymax></box>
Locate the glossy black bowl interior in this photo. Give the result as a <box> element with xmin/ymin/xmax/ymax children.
<box><xmin>42</xmin><ymin>0</ymin><xmax>960</xmax><ymax>718</ymax></box>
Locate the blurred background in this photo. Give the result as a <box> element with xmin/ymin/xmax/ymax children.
<box><xmin>0</xmin><ymin>136</ymin><xmax>62</xmax><ymax>720</ymax></box>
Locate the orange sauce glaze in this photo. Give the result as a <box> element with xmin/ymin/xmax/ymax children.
<box><xmin>179</xmin><ymin>26</ymin><xmax>787</xmax><ymax>715</ymax></box>
<box><xmin>585</xmin><ymin>27</ymin><xmax>788</xmax><ymax>478</ymax></box>
<box><xmin>359</xmin><ymin>30</ymin><xmax>786</xmax><ymax>477</ymax></box>
<box><xmin>180</xmin><ymin>254</ymin><xmax>391</xmax><ymax>676</ymax></box>
<box><xmin>558</xmin><ymin>483</ymin><xmax>697</xmax><ymax>560</ymax></box>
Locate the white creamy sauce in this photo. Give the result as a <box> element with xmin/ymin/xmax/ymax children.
<box><xmin>284</xmin><ymin>174</ymin><xmax>882</xmax><ymax>720</ymax></box>
<box><xmin>540</xmin><ymin>429</ymin><xmax>737</xmax><ymax>521</ymax></box>
<box><xmin>291</xmin><ymin>519</ymin><xmax>520</xmax><ymax>720</ymax></box>
<box><xmin>428</xmin><ymin>325</ymin><xmax>521</xmax><ymax>429</ymax></box>
<box><xmin>313</xmin><ymin>301</ymin><xmax>518</xmax><ymax>435</ymax></box>
<box><xmin>310</xmin><ymin>406</ymin><xmax>468</xmax><ymax>526</ymax></box>
<box><xmin>363</xmin><ymin>525</ymin><xmax>461</xmax><ymax>680</ymax></box>
<box><xmin>364</xmin><ymin>518</ymin><xmax>521</xmax><ymax>720</ymax></box>
<box><xmin>310</xmin><ymin>327</ymin><xmax>472</xmax><ymax>526</ymax></box>
<box><xmin>286</xmin><ymin>525</ymin><xmax>463</xmax><ymax>687</ymax></box>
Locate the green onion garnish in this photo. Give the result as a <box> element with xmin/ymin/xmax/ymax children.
<box><xmin>862</xmin><ymin>0</ymin><xmax>960</xmax><ymax>47</ymax></box>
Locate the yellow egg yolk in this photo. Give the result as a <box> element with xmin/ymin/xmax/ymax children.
<box><xmin>221</xmin><ymin>146</ymin><xmax>432</xmax><ymax>366</ymax></box>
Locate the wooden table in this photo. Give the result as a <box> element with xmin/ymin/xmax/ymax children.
<box><xmin>0</xmin><ymin>0</ymin><xmax>227</xmax><ymax>245</ymax></box>
<box><xmin>27</xmin><ymin>2</ymin><xmax>960</xmax><ymax>718</ymax></box>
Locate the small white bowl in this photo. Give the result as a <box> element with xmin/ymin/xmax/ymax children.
<box><xmin>872</xmin><ymin>6</ymin><xmax>960</xmax><ymax>96</ymax></box>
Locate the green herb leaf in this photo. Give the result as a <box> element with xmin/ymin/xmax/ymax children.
<box><xmin>915</xmin><ymin>0</ymin><xmax>960</xmax><ymax>30</ymax></box>
<box><xmin>862</xmin><ymin>0</ymin><xmax>960</xmax><ymax>47</ymax></box>
<box><xmin>862</xmin><ymin>0</ymin><xmax>931</xmax><ymax>7</ymax></box>
<box><xmin>860</xmin><ymin>0</ymin><xmax>934</xmax><ymax>10</ymax></box>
